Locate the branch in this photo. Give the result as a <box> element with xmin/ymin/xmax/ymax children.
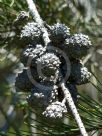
<box><xmin>61</xmin><ymin>81</ymin><xmax>88</xmax><ymax>136</ymax></box>
<box><xmin>26</xmin><ymin>0</ymin><xmax>51</xmax><ymax>46</ymax></box>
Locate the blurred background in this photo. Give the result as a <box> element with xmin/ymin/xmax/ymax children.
<box><xmin>0</xmin><ymin>0</ymin><xmax>102</xmax><ymax>136</ymax></box>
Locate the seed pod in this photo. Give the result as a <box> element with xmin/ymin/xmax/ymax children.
<box><xmin>42</xmin><ymin>101</ymin><xmax>67</xmax><ymax>118</ymax></box>
<box><xmin>64</xmin><ymin>33</ymin><xmax>92</xmax><ymax>58</ymax></box>
<box><xmin>36</xmin><ymin>53</ymin><xmax>61</xmax><ymax>83</ymax></box>
<box><xmin>20</xmin><ymin>44</ymin><xmax>46</xmax><ymax>67</ymax></box>
<box><xmin>69</xmin><ymin>60</ymin><xmax>91</xmax><ymax>85</ymax></box>
<box><xmin>15</xmin><ymin>68</ymin><xmax>39</xmax><ymax>91</ymax></box>
<box><xmin>14</xmin><ymin>11</ymin><xmax>29</xmax><ymax>24</ymax></box>
<box><xmin>27</xmin><ymin>86</ymin><xmax>51</xmax><ymax>110</ymax></box>
<box><xmin>48</xmin><ymin>23</ymin><xmax>70</xmax><ymax>44</ymax></box>
<box><xmin>20</xmin><ymin>22</ymin><xmax>43</xmax><ymax>44</ymax></box>
<box><xmin>27</xmin><ymin>85</ymin><xmax>58</xmax><ymax>111</ymax></box>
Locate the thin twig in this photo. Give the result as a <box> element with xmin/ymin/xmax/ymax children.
<box><xmin>26</xmin><ymin>0</ymin><xmax>50</xmax><ymax>46</ymax></box>
<box><xmin>61</xmin><ymin>81</ymin><xmax>88</xmax><ymax>136</ymax></box>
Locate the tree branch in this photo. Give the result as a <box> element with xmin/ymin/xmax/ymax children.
<box><xmin>61</xmin><ymin>81</ymin><xmax>88</xmax><ymax>136</ymax></box>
